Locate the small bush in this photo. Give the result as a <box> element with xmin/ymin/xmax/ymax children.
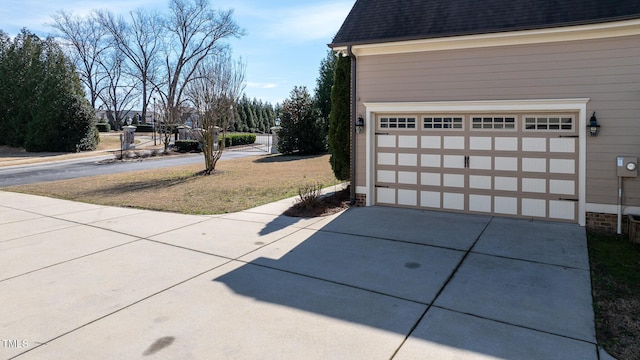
<box><xmin>134</xmin><ymin>124</ymin><xmax>154</xmax><ymax>132</ymax></box>
<box><xmin>96</xmin><ymin>123</ymin><xmax>111</xmax><ymax>132</ymax></box>
<box><xmin>220</xmin><ymin>133</ymin><xmax>257</xmax><ymax>147</ymax></box>
<box><xmin>295</xmin><ymin>182</ymin><xmax>323</xmax><ymax>210</ymax></box>
<box><xmin>175</xmin><ymin>140</ymin><xmax>201</xmax><ymax>152</ymax></box>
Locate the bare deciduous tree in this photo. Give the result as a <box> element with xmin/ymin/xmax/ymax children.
<box><xmin>187</xmin><ymin>53</ymin><xmax>245</xmax><ymax>174</ymax></box>
<box><xmin>98</xmin><ymin>9</ymin><xmax>163</xmax><ymax>124</ymax></box>
<box><xmin>97</xmin><ymin>47</ymin><xmax>139</xmax><ymax>130</ymax></box>
<box><xmin>155</xmin><ymin>0</ymin><xmax>244</xmax><ymax>151</ymax></box>
<box><xmin>50</xmin><ymin>10</ymin><xmax>109</xmax><ymax>109</ymax></box>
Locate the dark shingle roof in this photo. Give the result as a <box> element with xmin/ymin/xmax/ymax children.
<box><xmin>330</xmin><ymin>0</ymin><xmax>640</xmax><ymax>47</ymax></box>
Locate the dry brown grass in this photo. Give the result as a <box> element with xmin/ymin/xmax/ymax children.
<box><xmin>95</xmin><ymin>133</ymin><xmax>124</xmax><ymax>151</ymax></box>
<box><xmin>0</xmin><ymin>133</ymin><xmax>162</xmax><ymax>167</ymax></box>
<box><xmin>4</xmin><ymin>154</ymin><xmax>339</xmax><ymax>214</ymax></box>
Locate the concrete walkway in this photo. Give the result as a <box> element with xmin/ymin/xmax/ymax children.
<box><xmin>0</xmin><ymin>191</ymin><xmax>599</xmax><ymax>359</ymax></box>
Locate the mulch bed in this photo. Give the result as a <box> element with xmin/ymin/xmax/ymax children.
<box><xmin>284</xmin><ymin>187</ymin><xmax>351</xmax><ymax>218</ymax></box>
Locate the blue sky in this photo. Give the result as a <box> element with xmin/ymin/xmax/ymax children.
<box><xmin>0</xmin><ymin>0</ymin><xmax>354</xmax><ymax>105</ymax></box>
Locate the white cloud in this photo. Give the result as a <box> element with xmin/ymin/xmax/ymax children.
<box><xmin>1</xmin><ymin>0</ymin><xmax>165</xmax><ymax>36</ymax></box>
<box><xmin>262</xmin><ymin>1</ymin><xmax>353</xmax><ymax>42</ymax></box>
<box><xmin>246</xmin><ymin>82</ymin><xmax>278</xmax><ymax>89</ymax></box>
<box><xmin>221</xmin><ymin>1</ymin><xmax>352</xmax><ymax>43</ymax></box>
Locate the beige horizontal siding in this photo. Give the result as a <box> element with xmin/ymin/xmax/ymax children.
<box><xmin>355</xmin><ymin>35</ymin><xmax>640</xmax><ymax>207</ymax></box>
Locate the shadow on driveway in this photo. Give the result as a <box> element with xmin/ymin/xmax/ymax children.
<box><xmin>214</xmin><ymin>206</ymin><xmax>597</xmax><ymax>359</ymax></box>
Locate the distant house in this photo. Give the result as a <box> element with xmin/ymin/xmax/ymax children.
<box><xmin>96</xmin><ymin>110</ymin><xmax>154</xmax><ymax>125</ymax></box>
<box><xmin>330</xmin><ymin>0</ymin><xmax>640</xmax><ymax>230</ymax></box>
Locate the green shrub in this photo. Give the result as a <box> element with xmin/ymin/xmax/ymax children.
<box><xmin>220</xmin><ymin>133</ymin><xmax>256</xmax><ymax>147</ymax></box>
<box><xmin>175</xmin><ymin>140</ymin><xmax>200</xmax><ymax>152</ymax></box>
<box><xmin>134</xmin><ymin>124</ymin><xmax>154</xmax><ymax>132</ymax></box>
<box><xmin>96</xmin><ymin>123</ymin><xmax>111</xmax><ymax>132</ymax></box>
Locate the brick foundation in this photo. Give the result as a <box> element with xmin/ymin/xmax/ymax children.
<box><xmin>585</xmin><ymin>212</ymin><xmax>628</xmax><ymax>234</ymax></box>
<box><xmin>354</xmin><ymin>193</ymin><xmax>366</xmax><ymax>207</ymax></box>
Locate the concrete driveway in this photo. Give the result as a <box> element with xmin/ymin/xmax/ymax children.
<box><xmin>0</xmin><ymin>191</ymin><xmax>598</xmax><ymax>359</ymax></box>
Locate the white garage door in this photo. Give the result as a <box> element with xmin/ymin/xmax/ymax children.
<box><xmin>374</xmin><ymin>114</ymin><xmax>579</xmax><ymax>222</ymax></box>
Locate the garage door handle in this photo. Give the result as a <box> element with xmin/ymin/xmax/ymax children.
<box><xmin>464</xmin><ymin>156</ymin><xmax>469</xmax><ymax>168</ymax></box>
<box><xmin>558</xmin><ymin>198</ymin><xmax>578</xmax><ymax>202</ymax></box>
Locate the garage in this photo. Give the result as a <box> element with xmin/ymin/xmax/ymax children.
<box><xmin>332</xmin><ymin>0</ymin><xmax>640</xmax><ymax>231</ymax></box>
<box><xmin>363</xmin><ymin>101</ymin><xmax>586</xmax><ymax>224</ymax></box>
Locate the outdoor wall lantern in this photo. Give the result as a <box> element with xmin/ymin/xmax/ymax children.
<box><xmin>356</xmin><ymin>116</ymin><xmax>365</xmax><ymax>134</ymax></box>
<box><xmin>588</xmin><ymin>112</ymin><xmax>601</xmax><ymax>137</ymax></box>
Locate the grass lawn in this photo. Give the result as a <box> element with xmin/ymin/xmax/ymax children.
<box><xmin>3</xmin><ymin>153</ymin><xmax>339</xmax><ymax>215</ymax></box>
<box><xmin>588</xmin><ymin>231</ymin><xmax>640</xmax><ymax>360</ymax></box>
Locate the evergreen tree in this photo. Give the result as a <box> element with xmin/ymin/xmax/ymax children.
<box><xmin>315</xmin><ymin>50</ymin><xmax>337</xmax><ymax>123</ymax></box>
<box><xmin>278</xmin><ymin>86</ymin><xmax>325</xmax><ymax>154</ymax></box>
<box><xmin>328</xmin><ymin>54</ymin><xmax>351</xmax><ymax>180</ymax></box>
<box><xmin>0</xmin><ymin>29</ymin><xmax>97</xmax><ymax>152</ymax></box>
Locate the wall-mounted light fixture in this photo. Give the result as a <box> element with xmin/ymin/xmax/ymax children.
<box><xmin>588</xmin><ymin>112</ymin><xmax>600</xmax><ymax>137</ymax></box>
<box><xmin>355</xmin><ymin>116</ymin><xmax>364</xmax><ymax>134</ymax></box>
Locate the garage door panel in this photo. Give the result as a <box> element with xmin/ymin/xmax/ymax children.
<box><xmin>443</xmin><ymin>193</ymin><xmax>465</xmax><ymax>210</ymax></box>
<box><xmin>421</xmin><ymin>172</ymin><xmax>442</xmax><ymax>186</ymax></box>
<box><xmin>443</xmin><ymin>173</ymin><xmax>465</xmax><ymax>188</ymax></box>
<box><xmin>444</xmin><ymin>155</ymin><xmax>465</xmax><ymax>168</ymax></box>
<box><xmin>522</xmin><ymin>138</ymin><xmax>547</xmax><ymax>152</ymax></box>
<box><xmin>469</xmin><ymin>156</ymin><xmax>492</xmax><ymax>170</ymax></box>
<box><xmin>469</xmin><ymin>175</ymin><xmax>492</xmax><ymax>190</ymax></box>
<box><xmin>377</xmin><ymin>188</ymin><xmax>396</xmax><ymax>204</ymax></box>
<box><xmin>421</xmin><ymin>136</ymin><xmax>441</xmax><ymax>149</ymax></box>
<box><xmin>550</xmin><ymin>159</ymin><xmax>575</xmax><ymax>174</ymax></box>
<box><xmin>522</xmin><ymin>198</ymin><xmax>547</xmax><ymax>218</ymax></box>
<box><xmin>398</xmin><ymin>135</ymin><xmax>418</xmax><ymax>148</ymax></box>
<box><xmin>494</xmin><ymin>176</ymin><xmax>518</xmax><ymax>191</ymax></box>
<box><xmin>494</xmin><ymin>157</ymin><xmax>518</xmax><ymax>172</ymax></box>
<box><xmin>378</xmin><ymin>135</ymin><xmax>396</xmax><ymax>148</ymax></box>
<box><xmin>550</xmin><ymin>138</ymin><xmax>575</xmax><ymax>153</ymax></box>
<box><xmin>549</xmin><ymin>179</ymin><xmax>576</xmax><ymax>195</ymax></box>
<box><xmin>494</xmin><ymin>196</ymin><xmax>518</xmax><ymax>215</ymax></box>
<box><xmin>469</xmin><ymin>194</ymin><xmax>492</xmax><ymax>212</ymax></box>
<box><xmin>377</xmin><ymin>152</ymin><xmax>396</xmax><ymax>166</ymax></box>
<box><xmin>495</xmin><ymin>137</ymin><xmax>518</xmax><ymax>151</ymax></box>
<box><xmin>549</xmin><ymin>200</ymin><xmax>576</xmax><ymax>220</ymax></box>
<box><xmin>421</xmin><ymin>154</ymin><xmax>441</xmax><ymax>168</ymax></box>
<box><xmin>398</xmin><ymin>153</ymin><xmax>418</xmax><ymax>166</ymax></box>
<box><xmin>522</xmin><ymin>178</ymin><xmax>547</xmax><ymax>193</ymax></box>
<box><xmin>398</xmin><ymin>189</ymin><xmax>418</xmax><ymax>206</ymax></box>
<box><xmin>420</xmin><ymin>191</ymin><xmax>441</xmax><ymax>208</ymax></box>
<box><xmin>522</xmin><ymin>158</ymin><xmax>547</xmax><ymax>172</ymax></box>
<box><xmin>470</xmin><ymin>137</ymin><xmax>492</xmax><ymax>150</ymax></box>
<box><xmin>377</xmin><ymin>170</ymin><xmax>396</xmax><ymax>183</ymax></box>
<box><xmin>443</xmin><ymin>136</ymin><xmax>465</xmax><ymax>149</ymax></box>
<box><xmin>398</xmin><ymin>171</ymin><xmax>418</xmax><ymax>185</ymax></box>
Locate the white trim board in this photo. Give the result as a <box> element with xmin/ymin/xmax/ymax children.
<box><xmin>587</xmin><ymin>203</ymin><xmax>640</xmax><ymax>215</ymax></box>
<box><xmin>334</xmin><ymin>19</ymin><xmax>640</xmax><ymax>57</ymax></box>
<box><xmin>362</xmin><ymin>99</ymin><xmax>589</xmax><ymax>226</ymax></box>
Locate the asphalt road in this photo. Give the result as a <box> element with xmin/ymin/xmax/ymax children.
<box><xmin>0</xmin><ymin>150</ymin><xmax>264</xmax><ymax>187</ymax></box>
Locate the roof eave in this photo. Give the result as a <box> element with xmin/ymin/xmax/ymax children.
<box><xmin>329</xmin><ymin>14</ymin><xmax>640</xmax><ymax>49</ymax></box>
